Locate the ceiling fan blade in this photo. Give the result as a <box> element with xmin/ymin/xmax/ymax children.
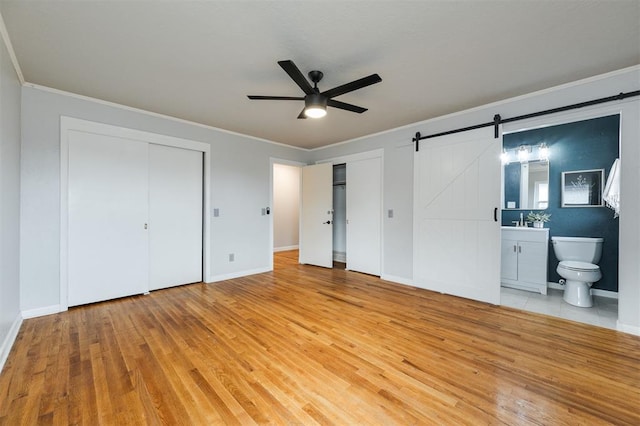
<box><xmin>321</xmin><ymin>74</ymin><xmax>382</xmax><ymax>99</ymax></box>
<box><xmin>278</xmin><ymin>60</ymin><xmax>314</xmax><ymax>95</ymax></box>
<box><xmin>297</xmin><ymin>108</ymin><xmax>307</xmax><ymax>119</ymax></box>
<box><xmin>247</xmin><ymin>95</ymin><xmax>304</xmax><ymax>100</ymax></box>
<box><xmin>327</xmin><ymin>99</ymin><xmax>367</xmax><ymax>114</ymax></box>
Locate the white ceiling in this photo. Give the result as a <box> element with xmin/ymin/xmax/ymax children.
<box><xmin>1</xmin><ymin>1</ymin><xmax>638</xmax><ymax>149</ymax></box>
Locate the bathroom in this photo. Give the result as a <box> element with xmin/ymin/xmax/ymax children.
<box><xmin>501</xmin><ymin>114</ymin><xmax>620</xmax><ymax>327</ymax></box>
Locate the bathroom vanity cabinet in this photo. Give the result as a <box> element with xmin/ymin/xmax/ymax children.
<box><xmin>501</xmin><ymin>227</ymin><xmax>549</xmax><ymax>295</ymax></box>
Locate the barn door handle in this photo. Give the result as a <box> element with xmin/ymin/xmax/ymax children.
<box><xmin>493</xmin><ymin>207</ymin><xmax>498</xmax><ymax>222</ymax></box>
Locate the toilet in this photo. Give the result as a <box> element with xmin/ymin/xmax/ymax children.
<box><xmin>551</xmin><ymin>236</ymin><xmax>603</xmax><ymax>307</ymax></box>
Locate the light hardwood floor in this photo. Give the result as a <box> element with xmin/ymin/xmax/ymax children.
<box><xmin>1</xmin><ymin>250</ymin><xmax>639</xmax><ymax>425</ymax></box>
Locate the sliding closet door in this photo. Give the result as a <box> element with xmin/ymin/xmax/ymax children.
<box><xmin>413</xmin><ymin>127</ymin><xmax>501</xmax><ymax>304</ymax></box>
<box><xmin>346</xmin><ymin>157</ymin><xmax>382</xmax><ymax>275</ymax></box>
<box><xmin>149</xmin><ymin>145</ymin><xmax>203</xmax><ymax>290</ymax></box>
<box><xmin>68</xmin><ymin>132</ymin><xmax>149</xmax><ymax>307</ymax></box>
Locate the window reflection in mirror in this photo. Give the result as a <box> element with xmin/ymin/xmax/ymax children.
<box><xmin>503</xmin><ymin>159</ymin><xmax>549</xmax><ymax>210</ymax></box>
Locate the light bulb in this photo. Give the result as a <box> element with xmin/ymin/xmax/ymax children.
<box><xmin>304</xmin><ymin>107</ymin><xmax>327</xmax><ymax>118</ymax></box>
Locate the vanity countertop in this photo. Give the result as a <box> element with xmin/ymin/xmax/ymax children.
<box><xmin>501</xmin><ymin>226</ymin><xmax>549</xmax><ymax>232</ymax></box>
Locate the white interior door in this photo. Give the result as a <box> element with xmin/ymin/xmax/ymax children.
<box><xmin>149</xmin><ymin>145</ymin><xmax>203</xmax><ymax>291</ymax></box>
<box><xmin>413</xmin><ymin>127</ymin><xmax>501</xmax><ymax>304</ymax></box>
<box><xmin>299</xmin><ymin>163</ymin><xmax>333</xmax><ymax>268</ymax></box>
<box><xmin>346</xmin><ymin>157</ymin><xmax>382</xmax><ymax>275</ymax></box>
<box><xmin>68</xmin><ymin>132</ymin><xmax>149</xmax><ymax>307</ymax></box>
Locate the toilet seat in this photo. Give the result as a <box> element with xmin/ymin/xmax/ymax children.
<box><xmin>559</xmin><ymin>260</ymin><xmax>599</xmax><ymax>272</ymax></box>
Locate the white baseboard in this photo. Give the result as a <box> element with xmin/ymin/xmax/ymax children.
<box><xmin>0</xmin><ymin>313</ymin><xmax>23</xmax><ymax>373</ymax></box>
<box><xmin>547</xmin><ymin>282</ymin><xmax>618</xmax><ymax>299</ymax></box>
<box><xmin>273</xmin><ymin>245</ymin><xmax>298</xmax><ymax>253</ymax></box>
<box><xmin>616</xmin><ymin>321</ymin><xmax>640</xmax><ymax>336</ymax></box>
<box><xmin>381</xmin><ymin>274</ymin><xmax>414</xmax><ymax>287</ymax></box>
<box><xmin>22</xmin><ymin>304</ymin><xmax>63</xmax><ymax>319</ymax></box>
<box><xmin>207</xmin><ymin>267</ymin><xmax>272</xmax><ymax>283</ymax></box>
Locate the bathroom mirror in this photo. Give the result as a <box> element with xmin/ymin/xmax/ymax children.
<box><xmin>503</xmin><ymin>160</ymin><xmax>549</xmax><ymax>210</ymax></box>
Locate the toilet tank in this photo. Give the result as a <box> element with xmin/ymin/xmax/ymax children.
<box><xmin>551</xmin><ymin>236</ymin><xmax>603</xmax><ymax>264</ymax></box>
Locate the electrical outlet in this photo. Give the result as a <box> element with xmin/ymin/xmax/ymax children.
<box><xmin>229</xmin><ymin>253</ymin><xmax>234</xmax><ymax>262</ymax></box>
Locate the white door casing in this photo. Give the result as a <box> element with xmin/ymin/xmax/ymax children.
<box><xmin>68</xmin><ymin>132</ymin><xmax>149</xmax><ymax>306</ymax></box>
<box><xmin>346</xmin><ymin>157</ymin><xmax>382</xmax><ymax>276</ymax></box>
<box><xmin>149</xmin><ymin>145</ymin><xmax>203</xmax><ymax>291</ymax></box>
<box><xmin>413</xmin><ymin>127</ymin><xmax>501</xmax><ymax>304</ymax></box>
<box><xmin>299</xmin><ymin>163</ymin><xmax>333</xmax><ymax>268</ymax></box>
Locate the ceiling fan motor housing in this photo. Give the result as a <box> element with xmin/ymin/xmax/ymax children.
<box><xmin>305</xmin><ymin>93</ymin><xmax>327</xmax><ymax>109</ymax></box>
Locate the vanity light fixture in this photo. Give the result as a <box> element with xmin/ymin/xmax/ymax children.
<box><xmin>517</xmin><ymin>145</ymin><xmax>530</xmax><ymax>163</ymax></box>
<box><xmin>538</xmin><ymin>142</ymin><xmax>550</xmax><ymax>161</ymax></box>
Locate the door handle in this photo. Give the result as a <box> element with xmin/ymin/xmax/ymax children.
<box><xmin>513</xmin><ymin>245</ymin><xmax>516</xmax><ymax>252</ymax></box>
<box><xmin>518</xmin><ymin>245</ymin><xmax>522</xmax><ymax>253</ymax></box>
<box><xmin>494</xmin><ymin>207</ymin><xmax>498</xmax><ymax>222</ymax></box>
<box><xmin>323</xmin><ymin>220</ymin><xmax>332</xmax><ymax>225</ymax></box>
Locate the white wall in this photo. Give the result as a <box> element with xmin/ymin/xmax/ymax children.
<box><xmin>0</xmin><ymin>28</ymin><xmax>22</xmax><ymax>370</ymax></box>
<box><xmin>309</xmin><ymin>66</ymin><xmax>640</xmax><ymax>331</ymax></box>
<box><xmin>273</xmin><ymin>163</ymin><xmax>300</xmax><ymax>251</ymax></box>
<box><xmin>20</xmin><ymin>86</ymin><xmax>307</xmax><ymax>314</ymax></box>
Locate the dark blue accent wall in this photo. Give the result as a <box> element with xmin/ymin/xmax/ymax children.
<box><xmin>502</xmin><ymin>115</ymin><xmax>620</xmax><ymax>292</ymax></box>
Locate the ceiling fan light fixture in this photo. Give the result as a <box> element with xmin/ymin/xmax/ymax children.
<box><xmin>304</xmin><ymin>93</ymin><xmax>327</xmax><ymax>118</ymax></box>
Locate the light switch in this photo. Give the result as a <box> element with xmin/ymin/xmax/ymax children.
<box><xmin>213</xmin><ymin>208</ymin><xmax>219</xmax><ymax>217</ymax></box>
<box><xmin>388</xmin><ymin>209</ymin><xmax>394</xmax><ymax>218</ymax></box>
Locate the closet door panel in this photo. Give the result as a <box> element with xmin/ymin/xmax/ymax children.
<box><xmin>149</xmin><ymin>145</ymin><xmax>203</xmax><ymax>290</ymax></box>
<box><xmin>299</xmin><ymin>163</ymin><xmax>333</xmax><ymax>268</ymax></box>
<box><xmin>346</xmin><ymin>157</ymin><xmax>382</xmax><ymax>276</ymax></box>
<box><xmin>68</xmin><ymin>132</ymin><xmax>149</xmax><ymax>306</ymax></box>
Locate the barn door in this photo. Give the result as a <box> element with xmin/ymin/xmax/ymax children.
<box><xmin>413</xmin><ymin>127</ymin><xmax>501</xmax><ymax>304</ymax></box>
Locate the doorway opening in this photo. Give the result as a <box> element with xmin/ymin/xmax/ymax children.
<box><xmin>272</xmin><ymin>162</ymin><xmax>302</xmax><ymax>270</ymax></box>
<box><xmin>332</xmin><ymin>164</ymin><xmax>346</xmax><ymax>267</ymax></box>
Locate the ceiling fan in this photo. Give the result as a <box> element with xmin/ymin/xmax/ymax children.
<box><xmin>247</xmin><ymin>60</ymin><xmax>382</xmax><ymax>119</ymax></box>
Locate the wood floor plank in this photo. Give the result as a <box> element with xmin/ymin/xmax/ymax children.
<box><xmin>1</xmin><ymin>250</ymin><xmax>639</xmax><ymax>425</ymax></box>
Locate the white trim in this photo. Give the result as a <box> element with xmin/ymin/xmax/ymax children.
<box><xmin>207</xmin><ymin>267</ymin><xmax>271</xmax><ymax>283</ymax></box>
<box><xmin>0</xmin><ymin>11</ymin><xmax>24</xmax><ymax>84</ymax></box>
<box><xmin>0</xmin><ymin>313</ymin><xmax>22</xmax><ymax>373</ymax></box>
<box><xmin>21</xmin><ymin>305</ymin><xmax>62</xmax><ymax>319</ymax></box>
<box><xmin>381</xmin><ymin>274</ymin><xmax>414</xmax><ymax>287</ymax></box>
<box><xmin>311</xmin><ymin>65</ymin><xmax>640</xmax><ymax>152</ymax></box>
<box><xmin>26</xmin><ymin>83</ymin><xmax>306</xmax><ymax>151</ymax></box>
<box><xmin>316</xmin><ymin>148</ymin><xmax>384</xmax><ymax>165</ymax></box>
<box><xmin>59</xmin><ymin>116</ymin><xmax>212</xmax><ymax>310</ymax></box>
<box><xmin>274</xmin><ymin>245</ymin><xmax>299</xmax><ymax>252</ymax></box>
<box><xmin>592</xmin><ymin>288</ymin><xmax>619</xmax><ymax>299</ymax></box>
<box><xmin>616</xmin><ymin>321</ymin><xmax>640</xmax><ymax>336</ymax></box>
<box><xmin>502</xmin><ymin>104</ymin><xmax>630</xmax><ymax>135</ymax></box>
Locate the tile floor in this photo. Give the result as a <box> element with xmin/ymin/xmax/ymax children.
<box><xmin>500</xmin><ymin>286</ymin><xmax>618</xmax><ymax>330</ymax></box>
